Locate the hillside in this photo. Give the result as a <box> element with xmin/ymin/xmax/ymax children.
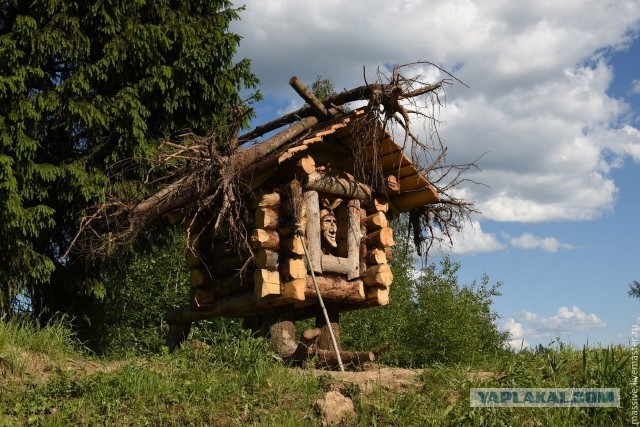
<box><xmin>0</xmin><ymin>319</ymin><xmax>633</xmax><ymax>426</ymax></box>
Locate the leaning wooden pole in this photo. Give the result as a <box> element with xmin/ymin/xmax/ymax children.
<box><xmin>297</xmin><ymin>225</ymin><xmax>345</xmax><ymax>372</ymax></box>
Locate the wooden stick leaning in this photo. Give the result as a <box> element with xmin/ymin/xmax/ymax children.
<box><xmin>296</xmin><ymin>224</ymin><xmax>345</xmax><ymax>372</ymax></box>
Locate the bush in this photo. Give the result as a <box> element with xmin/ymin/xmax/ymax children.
<box><xmin>342</xmin><ymin>219</ymin><xmax>508</xmax><ymax>366</ymax></box>
<box><xmin>82</xmin><ymin>228</ymin><xmax>190</xmax><ymax>355</ymax></box>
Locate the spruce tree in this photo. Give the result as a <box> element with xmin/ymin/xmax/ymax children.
<box><xmin>0</xmin><ymin>0</ymin><xmax>259</xmax><ymax>317</ymax></box>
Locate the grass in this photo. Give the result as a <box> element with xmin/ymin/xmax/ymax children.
<box><xmin>0</xmin><ymin>319</ymin><xmax>635</xmax><ymax>426</ymax></box>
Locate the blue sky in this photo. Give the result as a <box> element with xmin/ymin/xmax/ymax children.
<box><xmin>232</xmin><ymin>0</ymin><xmax>640</xmax><ymax>349</ymax></box>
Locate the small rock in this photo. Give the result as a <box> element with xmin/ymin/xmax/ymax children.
<box><xmin>314</xmin><ymin>390</ymin><xmax>356</xmax><ymax>426</ymax></box>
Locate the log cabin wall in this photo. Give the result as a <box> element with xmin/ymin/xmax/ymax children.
<box><xmin>183</xmin><ymin>146</ymin><xmax>396</xmax><ymax>319</ymax></box>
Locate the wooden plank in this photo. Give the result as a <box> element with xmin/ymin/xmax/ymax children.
<box><xmin>304</xmin><ymin>190</ymin><xmax>322</xmax><ymax>273</ymax></box>
<box><xmin>254</xmin><ymin>269</ymin><xmax>281</xmax><ymax>298</ymax></box>
<box><xmin>390</xmin><ymin>186</ymin><xmax>439</xmax><ymax>212</ymax></box>
<box><xmin>347</xmin><ymin>199</ymin><xmax>361</xmax><ymax>280</ymax></box>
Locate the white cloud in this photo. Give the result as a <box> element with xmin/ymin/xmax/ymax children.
<box><xmin>501</xmin><ymin>306</ymin><xmax>606</xmax><ymax>347</ymax></box>
<box><xmin>501</xmin><ymin>317</ymin><xmax>531</xmax><ymax>350</ymax></box>
<box><xmin>234</xmin><ymin>0</ymin><xmax>640</xmax><ymax>223</ymax></box>
<box><xmin>437</xmin><ymin>220</ymin><xmax>505</xmax><ymax>255</ymax></box>
<box><xmin>508</xmin><ymin>233</ymin><xmax>574</xmax><ymax>252</ymax></box>
<box><xmin>631</xmin><ymin>80</ymin><xmax>640</xmax><ymax>94</ymax></box>
<box><xmin>518</xmin><ymin>306</ymin><xmax>606</xmax><ymax>337</ymax></box>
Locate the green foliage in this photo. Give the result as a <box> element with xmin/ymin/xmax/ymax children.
<box><xmin>0</xmin><ymin>0</ymin><xmax>260</xmax><ymax>317</ymax></box>
<box><xmin>628</xmin><ymin>280</ymin><xmax>640</xmax><ymax>299</ymax></box>
<box><xmin>84</xmin><ymin>228</ymin><xmax>189</xmax><ymax>355</ymax></box>
<box><xmin>0</xmin><ymin>315</ymin><xmax>78</xmax><ymax>375</ymax></box>
<box><xmin>310</xmin><ymin>75</ymin><xmax>337</xmax><ymax>101</ymax></box>
<box><xmin>342</xmin><ymin>219</ymin><xmax>508</xmax><ymax>366</ymax></box>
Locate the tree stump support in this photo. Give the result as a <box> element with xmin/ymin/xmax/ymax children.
<box><xmin>166</xmin><ymin>321</ymin><xmax>192</xmax><ymax>351</ymax></box>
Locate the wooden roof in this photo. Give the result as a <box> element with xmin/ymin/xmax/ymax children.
<box><xmin>276</xmin><ymin>109</ymin><xmax>439</xmax><ymax>212</ymax></box>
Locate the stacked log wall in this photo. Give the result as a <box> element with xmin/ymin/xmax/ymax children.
<box><xmin>362</xmin><ymin>195</ymin><xmax>394</xmax><ymax>307</ymax></box>
<box><xmin>183</xmin><ymin>148</ymin><xmax>397</xmax><ymax>315</ymax></box>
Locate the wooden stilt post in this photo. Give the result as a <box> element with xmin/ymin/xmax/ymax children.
<box><xmin>315</xmin><ymin>304</ymin><xmax>340</xmax><ymax>352</ymax></box>
<box><xmin>166</xmin><ymin>321</ymin><xmax>192</xmax><ymax>351</ymax></box>
<box><xmin>265</xmin><ymin>304</ymin><xmax>297</xmax><ymax>358</ymax></box>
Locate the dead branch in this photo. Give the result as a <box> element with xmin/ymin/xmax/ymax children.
<box><xmin>69</xmin><ymin>62</ymin><xmax>478</xmax><ymax>260</ymax></box>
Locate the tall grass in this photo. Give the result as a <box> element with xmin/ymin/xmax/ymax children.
<box><xmin>0</xmin><ymin>319</ymin><xmax>634</xmax><ymax>426</ymax></box>
<box><xmin>0</xmin><ymin>316</ymin><xmax>80</xmax><ymax>376</ymax></box>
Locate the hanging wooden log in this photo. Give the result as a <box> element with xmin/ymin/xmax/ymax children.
<box><xmin>365</xmin><ymin>211</ymin><xmax>388</xmax><ymax>230</ymax></box>
<box><xmin>364</xmin><ymin>264</ymin><xmax>393</xmax><ymax>288</ymax></box>
<box><xmin>304</xmin><ymin>190</ymin><xmax>322</xmax><ymax>273</ymax></box>
<box><xmin>366</xmin><ymin>248</ymin><xmax>389</xmax><ymax>265</ymax></box>
<box><xmin>304</xmin><ymin>276</ymin><xmax>365</xmax><ymax>303</ymax></box>
<box><xmin>365</xmin><ymin>196</ymin><xmax>389</xmax><ymax>214</ymax></box>
<box><xmin>387</xmin><ymin>200</ymin><xmax>401</xmax><ymax>221</ymax></box>
<box><xmin>255</xmin><ymin>249</ymin><xmax>279</xmax><ymax>269</ymax></box>
<box><xmin>254</xmin><ymin>269</ymin><xmax>281</xmax><ymax>298</ymax></box>
<box><xmin>206</xmin><ymin>240</ymin><xmax>238</xmax><ymax>259</ymax></box>
<box><xmin>304</xmin><ymin>171</ymin><xmax>372</xmax><ymax>201</ymax></box>
<box><xmin>250</xmin><ymin>229</ymin><xmax>280</xmax><ymax>250</ymax></box>
<box><xmin>366</xmin><ymin>227</ymin><xmax>395</xmax><ymax>247</ymax></box>
<box><xmin>281</xmin><ymin>258</ymin><xmax>308</xmax><ymax>280</ymax></box>
<box><xmin>281</xmin><ymin>279</ymin><xmax>306</xmax><ymax>301</ymax></box>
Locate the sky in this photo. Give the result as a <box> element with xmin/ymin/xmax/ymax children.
<box><xmin>231</xmin><ymin>0</ymin><xmax>640</xmax><ymax>349</ymax></box>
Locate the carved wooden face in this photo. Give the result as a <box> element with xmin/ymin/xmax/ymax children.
<box><xmin>321</xmin><ymin>213</ymin><xmax>338</xmax><ymax>252</ymax></box>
